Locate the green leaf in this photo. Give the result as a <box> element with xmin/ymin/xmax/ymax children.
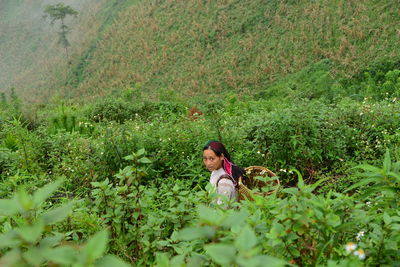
<box><xmin>197</xmin><ymin>205</ymin><xmax>222</xmax><ymax>225</ymax></box>
<box><xmin>383</xmin><ymin>149</ymin><xmax>391</xmax><ymax>173</ymax></box>
<box><xmin>39</xmin><ymin>233</ymin><xmax>65</xmax><ymax>248</ymax></box>
<box><xmin>137</xmin><ymin>148</ymin><xmax>146</xmax><ymax>157</ymax></box>
<box><xmin>292</xmin><ymin>169</ymin><xmax>304</xmax><ymax>189</ymax></box>
<box><xmin>308</xmin><ymin>177</ymin><xmax>330</xmax><ymax>192</ymax></box>
<box><xmin>234</xmin><ymin>225</ymin><xmax>258</xmax><ymax>251</ymax></box>
<box><xmin>41</xmin><ymin>246</ymin><xmax>77</xmax><ymax>265</ymax></box>
<box><xmin>270</xmin><ymin>222</ymin><xmax>285</xmax><ymax>238</ymax></box>
<box><xmin>90</xmin><ymin>181</ymin><xmax>101</xmax><ymax>187</ymax></box>
<box><xmin>220</xmin><ymin>210</ymin><xmax>248</xmax><ymax>228</ymax></box>
<box><xmin>42</xmin><ymin>202</ymin><xmax>73</xmax><ymax>225</ymax></box>
<box><xmin>0</xmin><ymin>231</ymin><xmax>20</xmax><ymax>249</ymax></box>
<box><xmin>124</xmin><ymin>154</ymin><xmax>134</xmax><ymax>161</ymax></box>
<box><xmin>23</xmin><ymin>247</ymin><xmax>45</xmax><ymax>266</ymax></box>
<box><xmin>237</xmin><ymin>254</ymin><xmax>286</xmax><ymax>267</ymax></box>
<box><xmin>205</xmin><ymin>244</ymin><xmax>236</xmax><ymax>265</ymax></box>
<box><xmin>0</xmin><ymin>197</ymin><xmax>20</xmax><ymax>216</ymax></box>
<box><xmin>252</xmin><ymin>255</ymin><xmax>287</xmax><ymax>267</ymax></box>
<box><xmin>393</xmin><ymin>162</ymin><xmax>400</xmax><ymax>174</ymax></box>
<box><xmin>344</xmin><ymin>177</ymin><xmax>380</xmax><ymax>192</ymax></box>
<box><xmin>187</xmin><ymin>253</ymin><xmax>206</xmax><ymax>267</ymax></box>
<box><xmin>326</xmin><ymin>213</ymin><xmax>341</xmax><ymax>228</ymax></box>
<box><xmin>387</xmin><ymin>171</ymin><xmax>400</xmax><ymax>183</ymax></box>
<box><xmin>383</xmin><ymin>212</ymin><xmax>392</xmax><ymax>225</ymax></box>
<box><xmin>95</xmin><ymin>255</ymin><xmax>131</xmax><ymax>267</ymax></box>
<box><xmin>15</xmin><ymin>219</ymin><xmax>44</xmax><ymax>244</ymax></box>
<box><xmin>83</xmin><ymin>230</ymin><xmax>109</xmax><ymax>262</ymax></box>
<box><xmin>283</xmin><ymin>188</ymin><xmax>299</xmax><ymax>196</ymax></box>
<box><xmin>353</xmin><ymin>164</ymin><xmax>382</xmax><ymax>174</ymax></box>
<box><xmin>177</xmin><ymin>226</ymin><xmax>216</xmax><ymax>241</ymax></box>
<box><xmin>33</xmin><ymin>178</ymin><xmax>64</xmax><ymax>207</ymax></box>
<box><xmin>170</xmin><ymin>255</ymin><xmax>185</xmax><ymax>266</ymax></box>
<box><xmin>138</xmin><ymin>157</ymin><xmax>152</xmax><ymax>164</ymax></box>
<box><xmin>17</xmin><ymin>189</ymin><xmax>32</xmax><ymax>211</ymax></box>
<box><xmin>155</xmin><ymin>253</ymin><xmax>170</xmax><ymax>267</ymax></box>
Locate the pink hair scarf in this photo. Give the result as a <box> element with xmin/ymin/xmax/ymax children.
<box><xmin>223</xmin><ymin>157</ymin><xmax>233</xmax><ymax>177</ymax></box>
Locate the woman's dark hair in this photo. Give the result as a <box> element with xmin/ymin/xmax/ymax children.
<box><xmin>203</xmin><ymin>140</ymin><xmax>245</xmax><ymax>181</ymax></box>
<box><xmin>203</xmin><ymin>140</ymin><xmax>232</xmax><ymax>162</ymax></box>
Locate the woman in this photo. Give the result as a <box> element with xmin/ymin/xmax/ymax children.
<box><xmin>203</xmin><ymin>140</ymin><xmax>245</xmax><ymax>205</ymax></box>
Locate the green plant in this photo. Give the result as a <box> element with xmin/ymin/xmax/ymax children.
<box><xmin>87</xmin><ymin>97</ymin><xmax>149</xmax><ymax>123</ymax></box>
<box><xmin>90</xmin><ymin>149</ymin><xmax>153</xmax><ymax>263</ymax></box>
<box><xmin>0</xmin><ymin>178</ymin><xmax>129</xmax><ymax>266</ymax></box>
<box><xmin>90</xmin><ymin>151</ymin><xmax>204</xmax><ymax>265</ymax></box>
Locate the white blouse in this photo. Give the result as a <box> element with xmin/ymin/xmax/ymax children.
<box><xmin>210</xmin><ymin>168</ymin><xmax>237</xmax><ymax>205</ymax></box>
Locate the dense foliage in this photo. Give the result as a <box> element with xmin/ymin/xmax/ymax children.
<box><xmin>1</xmin><ymin>61</ymin><xmax>400</xmax><ymax>265</ymax></box>
<box><xmin>1</xmin><ymin>0</ymin><xmax>400</xmax><ymax>266</ymax></box>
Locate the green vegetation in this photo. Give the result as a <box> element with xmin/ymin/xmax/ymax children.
<box><xmin>1</xmin><ymin>0</ymin><xmax>400</xmax><ymax>266</ymax></box>
<box><xmin>1</xmin><ymin>65</ymin><xmax>400</xmax><ymax>264</ymax></box>
<box><xmin>74</xmin><ymin>0</ymin><xmax>400</xmax><ymax>99</ymax></box>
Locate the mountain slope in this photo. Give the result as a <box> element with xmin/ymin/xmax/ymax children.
<box><xmin>72</xmin><ymin>0</ymin><xmax>400</xmax><ymax>100</ymax></box>
<box><xmin>0</xmin><ymin>0</ymin><xmax>120</xmax><ymax>101</ymax></box>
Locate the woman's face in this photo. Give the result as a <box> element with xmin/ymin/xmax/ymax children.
<box><xmin>203</xmin><ymin>149</ymin><xmax>224</xmax><ymax>171</ymax></box>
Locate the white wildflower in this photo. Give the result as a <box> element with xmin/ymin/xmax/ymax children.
<box><xmin>354</xmin><ymin>249</ymin><xmax>366</xmax><ymax>260</ymax></box>
<box><xmin>356</xmin><ymin>231</ymin><xmax>365</xmax><ymax>241</ymax></box>
<box><xmin>345</xmin><ymin>242</ymin><xmax>357</xmax><ymax>254</ymax></box>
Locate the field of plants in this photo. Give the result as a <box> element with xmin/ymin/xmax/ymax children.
<box><xmin>1</xmin><ymin>59</ymin><xmax>400</xmax><ymax>266</ymax></box>
<box><xmin>1</xmin><ymin>0</ymin><xmax>400</xmax><ymax>266</ymax></box>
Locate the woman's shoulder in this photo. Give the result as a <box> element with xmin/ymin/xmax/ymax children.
<box><xmin>210</xmin><ymin>168</ymin><xmax>227</xmax><ymax>185</ymax></box>
<box><xmin>212</xmin><ymin>168</ymin><xmax>227</xmax><ymax>177</ymax></box>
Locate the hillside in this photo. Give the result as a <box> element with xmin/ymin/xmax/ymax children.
<box><xmin>0</xmin><ymin>0</ymin><xmax>128</xmax><ymax>102</ymax></box>
<box><xmin>71</xmin><ymin>0</ymin><xmax>400</xmax><ymax>100</ymax></box>
<box><xmin>1</xmin><ymin>0</ymin><xmax>399</xmax><ymax>103</ymax></box>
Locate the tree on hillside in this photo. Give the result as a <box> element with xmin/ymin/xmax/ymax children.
<box><xmin>43</xmin><ymin>3</ymin><xmax>78</xmax><ymax>62</ymax></box>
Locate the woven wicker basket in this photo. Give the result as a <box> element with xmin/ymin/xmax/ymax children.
<box><xmin>238</xmin><ymin>166</ymin><xmax>280</xmax><ymax>201</ymax></box>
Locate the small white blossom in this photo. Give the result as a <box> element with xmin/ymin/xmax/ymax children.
<box><xmin>354</xmin><ymin>249</ymin><xmax>366</xmax><ymax>260</ymax></box>
<box><xmin>345</xmin><ymin>242</ymin><xmax>357</xmax><ymax>254</ymax></box>
<box><xmin>356</xmin><ymin>231</ymin><xmax>365</xmax><ymax>241</ymax></box>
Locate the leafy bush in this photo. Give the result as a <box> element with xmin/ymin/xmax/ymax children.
<box><xmin>245</xmin><ymin>99</ymin><xmax>400</xmax><ymax>180</ymax></box>
<box><xmin>339</xmin><ymin>57</ymin><xmax>400</xmax><ymax>100</ymax></box>
<box><xmin>87</xmin><ymin>97</ymin><xmax>152</xmax><ymax>123</ymax></box>
<box><xmin>89</xmin><ymin>152</ymin><xmax>204</xmax><ymax>265</ymax></box>
<box><xmin>0</xmin><ymin>179</ymin><xmax>129</xmax><ymax>267</ymax></box>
